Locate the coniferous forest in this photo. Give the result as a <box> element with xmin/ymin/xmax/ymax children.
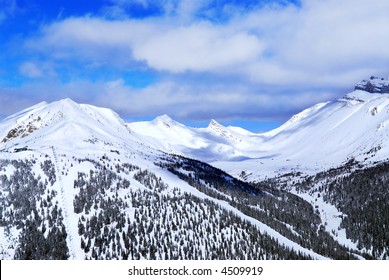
<box><xmin>0</xmin><ymin>152</ymin><xmax>388</xmax><ymax>260</ymax></box>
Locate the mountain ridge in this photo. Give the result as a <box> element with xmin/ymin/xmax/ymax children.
<box><xmin>128</xmin><ymin>78</ymin><xmax>389</xmax><ymax>181</ymax></box>
<box><xmin>1</xmin><ymin>76</ymin><xmax>389</xmax><ymax>260</ymax></box>
<box><xmin>354</xmin><ymin>76</ymin><xmax>389</xmax><ymax>93</ymax></box>
<box><xmin>4</xmin><ymin>77</ymin><xmax>389</xmax><ymax>180</ymax></box>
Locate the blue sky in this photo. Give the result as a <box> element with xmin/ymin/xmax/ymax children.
<box><xmin>0</xmin><ymin>0</ymin><xmax>389</xmax><ymax>132</ymax></box>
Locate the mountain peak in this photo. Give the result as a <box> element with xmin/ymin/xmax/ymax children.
<box><xmin>55</xmin><ymin>98</ymin><xmax>81</xmax><ymax>109</ymax></box>
<box><xmin>208</xmin><ymin>119</ymin><xmax>223</xmax><ymax>129</ymax></box>
<box><xmin>207</xmin><ymin>119</ymin><xmax>242</xmax><ymax>144</ymax></box>
<box><xmin>354</xmin><ymin>76</ymin><xmax>389</xmax><ymax>93</ymax></box>
<box><xmin>59</xmin><ymin>97</ymin><xmax>76</xmax><ymax>103</ymax></box>
<box><xmin>0</xmin><ymin>98</ymin><xmax>132</xmax><ymax>146</ymax></box>
<box><xmin>155</xmin><ymin>114</ymin><xmax>173</xmax><ymax>122</ymax></box>
<box><xmin>153</xmin><ymin>114</ymin><xmax>178</xmax><ymax>128</ymax></box>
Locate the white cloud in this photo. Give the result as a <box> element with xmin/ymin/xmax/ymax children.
<box><xmin>133</xmin><ymin>22</ymin><xmax>264</xmax><ymax>72</ymax></box>
<box><xmin>28</xmin><ymin>18</ymin><xmax>158</xmax><ymax>65</ymax></box>
<box><xmin>29</xmin><ymin>0</ymin><xmax>389</xmax><ymax>85</ymax></box>
<box><xmin>236</xmin><ymin>0</ymin><xmax>389</xmax><ymax>85</ymax></box>
<box><xmin>29</xmin><ymin>17</ymin><xmax>264</xmax><ymax>72</ymax></box>
<box><xmin>14</xmin><ymin>0</ymin><xmax>389</xmax><ymax>123</ymax></box>
<box><xmin>282</xmin><ymin>0</ymin><xmax>389</xmax><ymax>69</ymax></box>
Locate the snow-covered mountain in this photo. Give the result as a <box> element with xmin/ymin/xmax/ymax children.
<box><xmin>0</xmin><ymin>98</ymin><xmax>147</xmax><ymax>154</ymax></box>
<box><xmin>128</xmin><ymin>115</ymin><xmax>257</xmax><ymax>161</ymax></box>
<box><xmin>130</xmin><ymin>76</ymin><xmax>389</xmax><ymax>182</ymax></box>
<box><xmin>355</xmin><ymin>75</ymin><xmax>389</xmax><ymax>93</ymax></box>
<box><xmin>1</xmin><ymin>76</ymin><xmax>389</xmax><ymax>260</ymax></box>
<box><xmin>1</xmin><ymin>97</ymin><xmax>338</xmax><ymax>260</ymax></box>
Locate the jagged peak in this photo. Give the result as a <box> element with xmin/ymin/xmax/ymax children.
<box><xmin>354</xmin><ymin>76</ymin><xmax>389</xmax><ymax>94</ymax></box>
<box><xmin>208</xmin><ymin>119</ymin><xmax>223</xmax><ymax>129</ymax></box>
<box><xmin>207</xmin><ymin>119</ymin><xmax>242</xmax><ymax>144</ymax></box>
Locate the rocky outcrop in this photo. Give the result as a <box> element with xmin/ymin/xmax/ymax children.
<box><xmin>355</xmin><ymin>76</ymin><xmax>389</xmax><ymax>93</ymax></box>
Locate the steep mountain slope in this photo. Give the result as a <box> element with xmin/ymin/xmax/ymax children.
<box><xmin>1</xmin><ymin>98</ymin><xmax>351</xmax><ymax>260</ymax></box>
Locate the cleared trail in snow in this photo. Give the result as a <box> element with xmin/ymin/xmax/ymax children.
<box><xmin>152</xmin><ymin>168</ymin><xmax>329</xmax><ymax>260</ymax></box>
<box><xmin>51</xmin><ymin>146</ymin><xmax>76</xmax><ymax>260</ymax></box>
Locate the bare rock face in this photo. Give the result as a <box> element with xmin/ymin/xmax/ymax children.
<box><xmin>355</xmin><ymin>76</ymin><xmax>389</xmax><ymax>93</ymax></box>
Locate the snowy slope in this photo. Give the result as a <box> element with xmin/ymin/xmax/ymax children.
<box><xmin>128</xmin><ymin>115</ymin><xmax>261</xmax><ymax>161</ymax></box>
<box><xmin>0</xmin><ymin>98</ymin><xmax>141</xmax><ymax>151</ymax></box>
<box><xmin>214</xmin><ymin>88</ymin><xmax>389</xmax><ymax>181</ymax></box>
<box><xmin>1</xmin><ymin>98</ymin><xmax>341</xmax><ymax>260</ymax></box>
<box><xmin>2</xmin><ymin>75</ymin><xmax>389</xmax><ymax>260</ymax></box>
<box><xmin>128</xmin><ymin>78</ymin><xmax>389</xmax><ymax>181</ymax></box>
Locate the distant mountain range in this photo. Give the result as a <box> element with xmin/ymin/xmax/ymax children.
<box><xmin>1</xmin><ymin>76</ymin><xmax>388</xmax><ymax>260</ymax></box>
<box><xmin>129</xmin><ymin>76</ymin><xmax>389</xmax><ymax>181</ymax></box>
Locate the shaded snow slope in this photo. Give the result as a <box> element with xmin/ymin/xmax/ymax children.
<box><xmin>128</xmin><ymin>84</ymin><xmax>389</xmax><ymax>181</ymax></box>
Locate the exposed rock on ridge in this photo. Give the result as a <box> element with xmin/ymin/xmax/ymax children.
<box><xmin>355</xmin><ymin>76</ymin><xmax>389</xmax><ymax>93</ymax></box>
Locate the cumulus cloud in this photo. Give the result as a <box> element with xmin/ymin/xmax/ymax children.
<box><xmin>237</xmin><ymin>0</ymin><xmax>387</xmax><ymax>85</ymax></box>
<box><xmin>27</xmin><ymin>18</ymin><xmax>154</xmax><ymax>65</ymax></box>
<box><xmin>28</xmin><ymin>17</ymin><xmax>264</xmax><ymax>73</ymax></box>
<box><xmin>284</xmin><ymin>1</ymin><xmax>388</xmax><ymax>68</ymax></box>
<box><xmin>4</xmin><ymin>0</ymin><xmax>388</xmax><ymax>125</ymax></box>
<box><xmin>132</xmin><ymin>22</ymin><xmax>264</xmax><ymax>72</ymax></box>
<box><xmin>28</xmin><ymin>0</ymin><xmax>389</xmax><ymax>84</ymax></box>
